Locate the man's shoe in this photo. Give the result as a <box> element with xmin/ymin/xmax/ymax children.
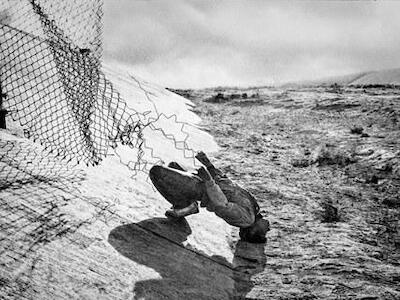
<box><xmin>165</xmin><ymin>202</ymin><xmax>199</xmax><ymax>218</ymax></box>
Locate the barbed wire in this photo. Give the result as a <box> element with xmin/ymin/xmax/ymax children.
<box><xmin>0</xmin><ymin>0</ymin><xmax>200</xmax><ymax>183</ymax></box>
<box><xmin>0</xmin><ymin>0</ymin><xmax>204</xmax><ymax>273</ymax></box>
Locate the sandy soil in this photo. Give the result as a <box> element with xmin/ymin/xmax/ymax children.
<box><xmin>0</xmin><ymin>66</ymin><xmax>232</xmax><ymax>300</ymax></box>
<box><xmin>173</xmin><ymin>85</ymin><xmax>400</xmax><ymax>299</ymax></box>
<box><xmin>1</xmin><ymin>78</ymin><xmax>399</xmax><ymax>299</ymax></box>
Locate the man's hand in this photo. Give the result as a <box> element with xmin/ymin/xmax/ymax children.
<box><xmin>195</xmin><ymin>151</ymin><xmax>213</xmax><ymax>168</ymax></box>
<box><xmin>197</xmin><ymin>166</ymin><xmax>212</xmax><ymax>182</ymax></box>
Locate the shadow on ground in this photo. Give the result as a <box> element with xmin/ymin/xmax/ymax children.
<box><xmin>108</xmin><ymin>217</ymin><xmax>266</xmax><ymax>300</ymax></box>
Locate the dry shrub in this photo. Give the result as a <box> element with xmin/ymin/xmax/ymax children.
<box><xmin>204</xmin><ymin>93</ymin><xmax>229</xmax><ymax>103</ymax></box>
<box><xmin>291</xmin><ymin>158</ymin><xmax>312</xmax><ymax>167</ymax></box>
<box><xmin>312</xmin><ymin>145</ymin><xmax>357</xmax><ymax>167</ymax></box>
<box><xmin>321</xmin><ymin>201</ymin><xmax>339</xmax><ymax>223</ymax></box>
<box><xmin>350</xmin><ymin>126</ymin><xmax>364</xmax><ymax>134</ymax></box>
<box><xmin>291</xmin><ymin>144</ymin><xmax>357</xmax><ymax>168</ymax></box>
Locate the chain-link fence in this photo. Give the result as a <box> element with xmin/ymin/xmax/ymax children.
<box><xmin>0</xmin><ymin>1</ymin><xmax>200</xmax><ymax>282</ymax></box>
<box><xmin>0</xmin><ymin>0</ymin><xmax>198</xmax><ymax>183</ymax></box>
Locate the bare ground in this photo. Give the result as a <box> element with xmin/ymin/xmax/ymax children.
<box><xmin>1</xmin><ymin>85</ymin><xmax>399</xmax><ymax>300</ymax></box>
<box><xmin>178</xmin><ymin>86</ymin><xmax>400</xmax><ymax>299</ymax></box>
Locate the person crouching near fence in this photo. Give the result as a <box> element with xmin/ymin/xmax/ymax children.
<box><xmin>149</xmin><ymin>151</ymin><xmax>270</xmax><ymax>243</ymax></box>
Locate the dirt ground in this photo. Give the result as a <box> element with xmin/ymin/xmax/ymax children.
<box><xmin>172</xmin><ymin>85</ymin><xmax>400</xmax><ymax>299</ymax></box>
<box><xmin>1</xmin><ymin>83</ymin><xmax>399</xmax><ymax>300</ymax></box>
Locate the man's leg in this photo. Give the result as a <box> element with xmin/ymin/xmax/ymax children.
<box><xmin>165</xmin><ymin>162</ymin><xmax>204</xmax><ymax>217</ymax></box>
<box><xmin>149</xmin><ymin>165</ymin><xmax>204</xmax><ymax>213</ymax></box>
<box><xmin>168</xmin><ymin>161</ymin><xmax>186</xmax><ymax>172</ymax></box>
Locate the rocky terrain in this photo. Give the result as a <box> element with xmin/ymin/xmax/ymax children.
<box><xmin>1</xmin><ymin>70</ymin><xmax>399</xmax><ymax>299</ymax></box>
<box><xmin>171</xmin><ymin>85</ymin><xmax>400</xmax><ymax>299</ymax></box>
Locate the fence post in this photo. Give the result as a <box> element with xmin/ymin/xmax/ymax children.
<box><xmin>0</xmin><ymin>81</ymin><xmax>7</xmax><ymax>129</ymax></box>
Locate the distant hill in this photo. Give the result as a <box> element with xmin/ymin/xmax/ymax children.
<box><xmin>352</xmin><ymin>68</ymin><xmax>400</xmax><ymax>85</ymax></box>
<box><xmin>283</xmin><ymin>68</ymin><xmax>400</xmax><ymax>87</ymax></box>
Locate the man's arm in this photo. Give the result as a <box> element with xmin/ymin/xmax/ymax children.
<box><xmin>195</xmin><ymin>151</ymin><xmax>227</xmax><ymax>180</ymax></box>
<box><xmin>197</xmin><ymin>167</ymin><xmax>255</xmax><ymax>228</ymax></box>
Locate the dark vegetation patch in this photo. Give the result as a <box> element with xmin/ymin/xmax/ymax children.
<box><xmin>291</xmin><ymin>144</ymin><xmax>358</xmax><ymax>168</ymax></box>
<box><xmin>321</xmin><ymin>201</ymin><xmax>340</xmax><ymax>223</ymax></box>
<box><xmin>204</xmin><ymin>92</ymin><xmax>260</xmax><ymax>104</ymax></box>
<box><xmin>312</xmin><ymin>102</ymin><xmax>361</xmax><ymax>111</ymax></box>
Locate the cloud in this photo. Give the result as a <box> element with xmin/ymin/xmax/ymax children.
<box><xmin>103</xmin><ymin>0</ymin><xmax>400</xmax><ymax>88</ymax></box>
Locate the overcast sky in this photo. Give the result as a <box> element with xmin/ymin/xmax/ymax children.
<box><xmin>103</xmin><ymin>0</ymin><xmax>400</xmax><ymax>88</ymax></box>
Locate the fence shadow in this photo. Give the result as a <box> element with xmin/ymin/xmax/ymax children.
<box><xmin>108</xmin><ymin>217</ymin><xmax>266</xmax><ymax>300</ymax></box>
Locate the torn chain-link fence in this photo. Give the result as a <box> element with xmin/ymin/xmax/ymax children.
<box><xmin>0</xmin><ymin>0</ymin><xmax>198</xmax><ymax>179</ymax></box>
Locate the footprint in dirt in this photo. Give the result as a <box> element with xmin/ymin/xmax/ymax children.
<box><xmin>108</xmin><ymin>217</ymin><xmax>266</xmax><ymax>300</ymax></box>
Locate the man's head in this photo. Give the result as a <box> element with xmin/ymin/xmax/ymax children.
<box><xmin>239</xmin><ymin>214</ymin><xmax>270</xmax><ymax>243</ymax></box>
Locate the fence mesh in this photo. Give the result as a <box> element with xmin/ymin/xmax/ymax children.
<box><xmin>0</xmin><ymin>0</ymin><xmax>200</xmax><ymax>280</ymax></box>
<box><xmin>0</xmin><ymin>0</ymin><xmax>196</xmax><ymax>180</ymax></box>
